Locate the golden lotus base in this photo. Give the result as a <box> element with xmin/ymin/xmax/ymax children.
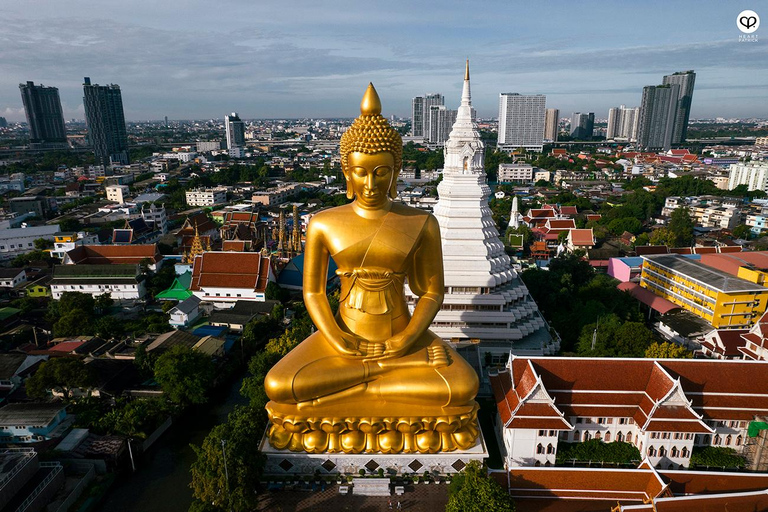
<box><xmin>265</xmin><ymin>401</ymin><xmax>480</xmax><ymax>454</ymax></box>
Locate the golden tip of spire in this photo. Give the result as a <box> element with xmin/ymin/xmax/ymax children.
<box><xmin>465</xmin><ymin>59</ymin><xmax>470</xmax><ymax>80</ymax></box>
<box><xmin>360</xmin><ymin>83</ymin><xmax>382</xmax><ymax>116</ymax></box>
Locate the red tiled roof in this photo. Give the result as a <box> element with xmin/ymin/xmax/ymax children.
<box><xmin>66</xmin><ymin>244</ymin><xmax>162</xmax><ymax>265</ymax></box>
<box><xmin>669</xmin><ymin>149</ymin><xmax>690</xmax><ymax>156</ymax></box>
<box><xmin>222</xmin><ymin>240</ymin><xmax>247</xmax><ymax>252</ymax></box>
<box><xmin>693</xmin><ymin>247</ymin><xmax>718</xmax><ymax>254</ymax></box>
<box><xmin>700</xmin><ymin>251</ymin><xmax>768</xmax><ymax>276</ymax></box>
<box><xmin>586</xmin><ymin>214</ymin><xmax>602</xmax><ymax>221</ymax></box>
<box><xmin>618</xmin><ymin>282</ymin><xmax>680</xmax><ymax>314</ymax></box>
<box><xmin>491</xmin><ymin>356</ymin><xmax>768</xmax><ymax>431</ymax></box>
<box><xmin>189</xmin><ymin>252</ymin><xmax>270</xmax><ymax>292</ymax></box>
<box><xmin>528</xmin><ymin>209</ymin><xmax>557</xmax><ymax>218</ymax></box>
<box><xmin>568</xmin><ymin>229</ymin><xmax>594</xmax><ymax>246</ymax></box>
<box><xmin>546</xmin><ymin>219</ymin><xmax>576</xmax><ymax>229</ymax></box>
<box><xmin>559</xmin><ymin>206</ymin><xmax>578</xmax><ymax>215</ymax></box>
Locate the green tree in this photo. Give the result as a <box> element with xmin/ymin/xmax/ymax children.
<box><xmin>732</xmin><ymin>224</ymin><xmax>752</xmax><ymax>240</ymax></box>
<box><xmin>190</xmin><ymin>406</ymin><xmax>266</xmax><ymax>512</ymax></box>
<box><xmin>607</xmin><ymin>217</ymin><xmax>643</xmax><ymax>236</ymax></box>
<box><xmin>26</xmin><ymin>358</ymin><xmax>98</xmax><ymax>399</ymax></box>
<box><xmin>34</xmin><ymin>238</ymin><xmax>54</xmax><ymax>250</ymax></box>
<box><xmin>96</xmin><ymin>397</ymin><xmax>172</xmax><ymax>439</ymax></box>
<box><xmin>668</xmin><ymin>207</ymin><xmax>695</xmax><ymax>246</ymax></box>
<box><xmin>154</xmin><ymin>346</ymin><xmax>215</xmax><ymax>405</ymax></box>
<box><xmin>94</xmin><ymin>293</ymin><xmax>114</xmax><ymax>313</ymax></box>
<box><xmin>58</xmin><ymin>292</ymin><xmax>96</xmax><ymax>317</ymax></box>
<box><xmin>645</xmin><ymin>341</ymin><xmax>693</xmax><ymax>359</ymax></box>
<box><xmin>649</xmin><ymin>227</ymin><xmax>677</xmax><ymax>247</ymax></box>
<box><xmin>446</xmin><ymin>461</ymin><xmax>514</xmax><ymax>512</ymax></box>
<box><xmin>576</xmin><ymin>314</ymin><xmax>622</xmax><ymax>356</ymax></box>
<box><xmin>54</xmin><ymin>310</ymin><xmax>93</xmax><ymax>337</ymax></box>
<box><xmin>134</xmin><ymin>343</ymin><xmax>156</xmax><ymax>378</ymax></box>
<box><xmin>614</xmin><ymin>322</ymin><xmax>655</xmax><ymax>357</ymax></box>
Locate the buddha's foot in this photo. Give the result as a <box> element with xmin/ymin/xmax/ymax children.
<box><xmin>265</xmin><ymin>403</ymin><xmax>480</xmax><ymax>454</ymax></box>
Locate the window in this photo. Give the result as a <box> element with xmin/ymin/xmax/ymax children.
<box><xmin>736</xmin><ymin>435</ymin><xmax>742</xmax><ymax>446</ymax></box>
<box><xmin>583</xmin><ymin>431</ymin><xmax>591</xmax><ymax>442</ymax></box>
<box><xmin>536</xmin><ymin>443</ymin><xmax>544</xmax><ymax>454</ymax></box>
<box><xmin>546</xmin><ymin>444</ymin><xmax>555</xmax><ymax>454</ymax></box>
<box><xmin>659</xmin><ymin>446</ymin><xmax>667</xmax><ymax>457</ymax></box>
<box><xmin>606</xmin><ymin>418</ymin><xmax>613</xmax><ymax>424</ymax></box>
<box><xmin>725</xmin><ymin>435</ymin><xmax>732</xmax><ymax>445</ymax></box>
<box><xmin>548</xmin><ymin>430</ymin><xmax>555</xmax><ymax>437</ymax></box>
<box><xmin>671</xmin><ymin>446</ymin><xmax>679</xmax><ymax>458</ymax></box>
<box><xmin>538</xmin><ymin>430</ymin><xmax>546</xmax><ymax>437</ymax></box>
<box><xmin>604</xmin><ymin>432</ymin><xmax>611</xmax><ymax>442</ymax></box>
<box><xmin>648</xmin><ymin>446</ymin><xmax>656</xmax><ymax>457</ymax></box>
<box><xmin>617</xmin><ymin>432</ymin><xmax>624</xmax><ymax>442</ymax></box>
<box><xmin>681</xmin><ymin>447</ymin><xmax>689</xmax><ymax>458</ymax></box>
<box><xmin>594</xmin><ymin>431</ymin><xmax>602</xmax><ymax>440</ymax></box>
<box><xmin>714</xmin><ymin>435</ymin><xmax>721</xmax><ymax>446</ymax></box>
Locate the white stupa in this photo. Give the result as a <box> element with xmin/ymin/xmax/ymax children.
<box><xmin>406</xmin><ymin>61</ymin><xmax>557</xmax><ymax>374</ymax></box>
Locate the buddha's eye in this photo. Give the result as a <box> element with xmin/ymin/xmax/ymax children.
<box><xmin>375</xmin><ymin>167</ymin><xmax>391</xmax><ymax>177</ymax></box>
<box><xmin>352</xmin><ymin>167</ymin><xmax>367</xmax><ymax>177</ymax></box>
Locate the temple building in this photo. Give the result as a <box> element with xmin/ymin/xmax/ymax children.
<box><xmin>490</xmin><ymin>355</ymin><xmax>768</xmax><ymax>469</ymax></box>
<box><xmin>406</xmin><ymin>61</ymin><xmax>556</xmax><ymax>377</ymax></box>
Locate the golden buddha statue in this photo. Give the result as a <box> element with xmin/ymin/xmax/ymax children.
<box><xmin>264</xmin><ymin>84</ymin><xmax>479</xmax><ymax>455</ymax></box>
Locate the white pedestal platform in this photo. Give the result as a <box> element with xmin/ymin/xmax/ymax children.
<box><xmin>261</xmin><ymin>425</ymin><xmax>488</xmax><ymax>476</ymax></box>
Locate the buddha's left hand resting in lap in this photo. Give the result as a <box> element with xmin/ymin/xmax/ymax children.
<box><xmin>264</xmin><ymin>84</ymin><xmax>479</xmax><ymax>454</ymax></box>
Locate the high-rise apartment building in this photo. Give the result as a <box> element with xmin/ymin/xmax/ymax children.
<box><xmin>83</xmin><ymin>78</ymin><xmax>129</xmax><ymax>167</ymax></box>
<box><xmin>426</xmin><ymin>105</ymin><xmax>457</xmax><ymax>146</ymax></box>
<box><xmin>637</xmin><ymin>84</ymin><xmax>680</xmax><ymax>150</ymax></box>
<box><xmin>411</xmin><ymin>93</ymin><xmax>444</xmax><ymax>138</ymax></box>
<box><xmin>497</xmin><ymin>93</ymin><xmax>546</xmax><ymax>151</ymax></box>
<box><xmin>570</xmin><ymin>112</ymin><xmax>594</xmax><ymax>140</ymax></box>
<box><xmin>606</xmin><ymin>105</ymin><xmax>640</xmax><ymax>141</ymax></box>
<box><xmin>225</xmin><ymin>112</ymin><xmax>245</xmax><ymax>149</ymax></box>
<box><xmin>662</xmin><ymin>70</ymin><xmax>696</xmax><ymax>144</ymax></box>
<box><xmin>18</xmin><ymin>81</ymin><xmax>67</xmax><ymax>149</ymax></box>
<box><xmin>543</xmin><ymin>108</ymin><xmax>559</xmax><ymax>142</ymax></box>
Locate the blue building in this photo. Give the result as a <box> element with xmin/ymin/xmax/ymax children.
<box><xmin>0</xmin><ymin>404</ymin><xmax>68</xmax><ymax>443</ymax></box>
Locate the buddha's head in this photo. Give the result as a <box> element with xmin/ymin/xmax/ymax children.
<box><xmin>340</xmin><ymin>83</ymin><xmax>403</xmax><ymax>205</ymax></box>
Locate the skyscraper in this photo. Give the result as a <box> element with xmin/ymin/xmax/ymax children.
<box><xmin>426</xmin><ymin>104</ymin><xmax>457</xmax><ymax>146</ymax></box>
<box><xmin>406</xmin><ymin>62</ymin><xmax>556</xmax><ymax>372</ymax></box>
<box><xmin>83</xmin><ymin>77</ymin><xmax>129</xmax><ymax>167</ymax></box>
<box><xmin>637</xmin><ymin>84</ymin><xmax>680</xmax><ymax>150</ymax></box>
<box><xmin>497</xmin><ymin>93</ymin><xmax>546</xmax><ymax>151</ymax></box>
<box><xmin>662</xmin><ymin>70</ymin><xmax>696</xmax><ymax>144</ymax></box>
<box><xmin>411</xmin><ymin>93</ymin><xmax>444</xmax><ymax>138</ymax></box>
<box><xmin>607</xmin><ymin>105</ymin><xmax>640</xmax><ymax>141</ymax></box>
<box><xmin>411</xmin><ymin>96</ymin><xmax>424</xmax><ymax>138</ymax></box>
<box><xmin>570</xmin><ymin>112</ymin><xmax>595</xmax><ymax>140</ymax></box>
<box><xmin>544</xmin><ymin>108</ymin><xmax>559</xmax><ymax>142</ymax></box>
<box><xmin>18</xmin><ymin>81</ymin><xmax>67</xmax><ymax>149</ymax></box>
<box><xmin>225</xmin><ymin>112</ymin><xmax>245</xmax><ymax>149</ymax></box>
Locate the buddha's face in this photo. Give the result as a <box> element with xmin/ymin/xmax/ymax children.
<box><xmin>345</xmin><ymin>151</ymin><xmax>395</xmax><ymax>208</ymax></box>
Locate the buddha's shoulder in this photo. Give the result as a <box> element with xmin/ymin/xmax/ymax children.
<box><xmin>390</xmin><ymin>203</ymin><xmax>436</xmax><ymax>226</ymax></box>
<box><xmin>307</xmin><ymin>204</ymin><xmax>354</xmax><ymax>229</ymax></box>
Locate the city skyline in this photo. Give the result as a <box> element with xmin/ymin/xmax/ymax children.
<box><xmin>1</xmin><ymin>1</ymin><xmax>766</xmax><ymax>122</ymax></box>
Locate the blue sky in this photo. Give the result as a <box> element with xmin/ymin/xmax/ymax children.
<box><xmin>1</xmin><ymin>0</ymin><xmax>766</xmax><ymax>121</ymax></box>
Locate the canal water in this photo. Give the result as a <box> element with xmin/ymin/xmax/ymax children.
<box><xmin>96</xmin><ymin>375</ymin><xmax>249</xmax><ymax>512</ymax></box>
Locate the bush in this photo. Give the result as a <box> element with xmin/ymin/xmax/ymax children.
<box><xmin>689</xmin><ymin>446</ymin><xmax>746</xmax><ymax>468</ymax></box>
<box><xmin>556</xmin><ymin>440</ymin><xmax>641</xmax><ymax>465</ymax></box>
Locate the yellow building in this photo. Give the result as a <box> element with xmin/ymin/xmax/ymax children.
<box><xmin>640</xmin><ymin>254</ymin><xmax>768</xmax><ymax>329</ymax></box>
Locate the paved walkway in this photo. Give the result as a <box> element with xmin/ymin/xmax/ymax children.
<box><xmin>257</xmin><ymin>483</ymin><xmax>449</xmax><ymax>512</ymax></box>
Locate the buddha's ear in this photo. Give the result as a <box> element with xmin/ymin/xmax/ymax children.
<box><xmin>388</xmin><ymin>170</ymin><xmax>398</xmax><ymax>199</ymax></box>
<box><xmin>344</xmin><ymin>170</ymin><xmax>354</xmax><ymax>200</ymax></box>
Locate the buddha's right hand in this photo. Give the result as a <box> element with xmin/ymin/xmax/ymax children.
<box><xmin>328</xmin><ymin>331</ymin><xmax>365</xmax><ymax>357</ymax></box>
